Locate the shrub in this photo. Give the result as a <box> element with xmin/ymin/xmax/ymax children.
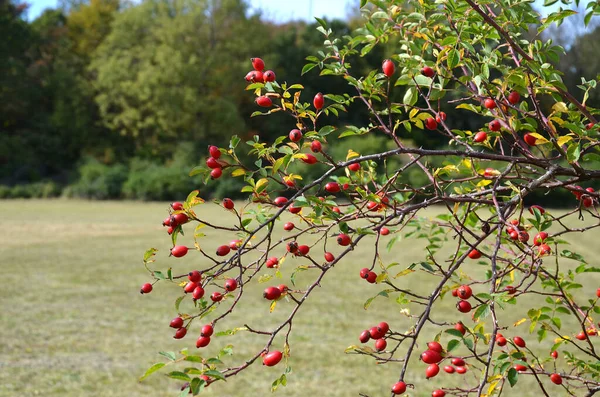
<box><xmin>66</xmin><ymin>157</ymin><xmax>128</xmax><ymax>199</ymax></box>
<box><xmin>138</xmin><ymin>2</ymin><xmax>600</xmax><ymax>396</ymax></box>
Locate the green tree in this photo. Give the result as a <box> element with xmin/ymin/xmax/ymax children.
<box><xmin>91</xmin><ymin>0</ymin><xmax>270</xmax><ymax>158</ymax></box>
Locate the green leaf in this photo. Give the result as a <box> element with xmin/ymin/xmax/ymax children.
<box><xmin>229</xmin><ymin>135</ymin><xmax>240</xmax><ymax>149</ymax></box>
<box><xmin>507</xmin><ymin>367</ymin><xmax>518</xmax><ymax>387</ymax></box>
<box><xmin>319</xmin><ymin>125</ymin><xmax>336</xmax><ymax>136</ymax></box>
<box><xmin>555</xmin><ymin>306</ymin><xmax>571</xmax><ymax>315</ymax></box>
<box><xmin>371</xmin><ymin>11</ymin><xmax>388</xmax><ymax>19</ymax></box>
<box><xmin>139</xmin><ymin>362</ymin><xmax>166</xmax><ymax>381</ymax></box>
<box><xmin>184</xmin><ymin>355</ymin><xmax>204</xmax><ymax>363</ymax></box>
<box><xmin>447</xmin><ymin>339</ymin><xmax>460</xmax><ymax>352</ymax></box>
<box><xmin>179</xmin><ymin>386</ymin><xmax>191</xmax><ymax>397</ymax></box>
<box><xmin>363</xmin><ymin>290</ymin><xmax>390</xmax><ymax>310</ymax></box>
<box><xmin>314</xmin><ymin>17</ymin><xmax>327</xmax><ymax>29</ymax></box>
<box><xmin>167</xmin><ymin>371</ymin><xmax>191</xmax><ymax>381</ymax></box>
<box><xmin>447</xmin><ymin>49</ymin><xmax>460</xmax><ymax>69</ymax></box>
<box><xmin>403</xmin><ymin>87</ymin><xmax>418</xmax><ymax>106</ymax></box>
<box><xmin>159</xmin><ymin>351</ymin><xmax>176</xmax><ymax>361</ymax></box>
<box><xmin>301</xmin><ymin>63</ymin><xmax>317</xmax><ymax>75</ymax></box>
<box><xmin>190</xmin><ymin>377</ymin><xmax>202</xmax><ymax>394</ymax></box>
<box><xmin>473</xmin><ymin>304</ymin><xmax>491</xmax><ymax>321</ymax></box>
<box><xmin>175</xmin><ymin>295</ymin><xmax>185</xmax><ymax>312</ymax></box>
<box><xmin>567</xmin><ymin>143</ymin><xmax>581</xmax><ymax>162</ymax></box>
<box><xmin>203</xmin><ymin>369</ymin><xmax>226</xmax><ymax>381</ymax></box>
<box><xmin>463</xmin><ymin>337</ymin><xmax>474</xmax><ymax>350</ymax></box>
<box><xmin>445</xmin><ymin>329</ymin><xmax>465</xmax><ymax>338</ymax></box>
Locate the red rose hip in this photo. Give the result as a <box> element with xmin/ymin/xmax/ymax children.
<box><xmin>263</xmin><ymin>350</ymin><xmax>283</xmax><ymax>366</ymax></box>
<box><xmin>171</xmin><ymin>245</ymin><xmax>188</xmax><ymax>258</ymax></box>
<box><xmin>313</xmin><ymin>92</ymin><xmax>324</xmax><ymax>110</ymax></box>
<box><xmin>382</xmin><ymin>59</ymin><xmax>395</xmax><ymax>77</ymax></box>
<box><xmin>391</xmin><ymin>381</ymin><xmax>406</xmax><ymax>394</ymax></box>
<box><xmin>140</xmin><ymin>283</ymin><xmax>153</xmax><ymax>294</ymax></box>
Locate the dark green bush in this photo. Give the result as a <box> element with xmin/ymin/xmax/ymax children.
<box><xmin>0</xmin><ymin>182</ymin><xmax>61</xmax><ymax>199</ymax></box>
<box><xmin>65</xmin><ymin>157</ymin><xmax>128</xmax><ymax>199</ymax></box>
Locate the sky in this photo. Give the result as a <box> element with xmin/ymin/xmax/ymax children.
<box><xmin>25</xmin><ymin>0</ymin><xmax>358</xmax><ymax>21</ymax></box>
<box><xmin>24</xmin><ymin>0</ymin><xmax>590</xmax><ymax>23</ymax></box>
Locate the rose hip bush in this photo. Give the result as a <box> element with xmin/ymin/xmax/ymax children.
<box><xmin>138</xmin><ymin>0</ymin><xmax>600</xmax><ymax>395</ymax></box>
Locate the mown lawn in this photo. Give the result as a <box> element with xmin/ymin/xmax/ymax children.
<box><xmin>1</xmin><ymin>199</ymin><xmax>598</xmax><ymax>397</ymax></box>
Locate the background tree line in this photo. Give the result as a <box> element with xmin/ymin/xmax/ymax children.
<box><xmin>1</xmin><ymin>0</ymin><xmax>599</xmax><ymax>204</ymax></box>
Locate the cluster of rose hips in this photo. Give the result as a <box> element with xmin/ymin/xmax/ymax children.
<box><xmin>390</xmin><ymin>340</ymin><xmax>466</xmax><ymax>396</ymax></box>
<box><xmin>570</xmin><ymin>185</ymin><xmax>597</xmax><ymax>208</ymax></box>
<box><xmin>421</xmin><ymin>341</ymin><xmax>468</xmax><ymax>376</ymax></box>
<box><xmin>383</xmin><ymin>58</ymin><xmax>562</xmax><ymax>149</ymax></box>
<box><xmin>205</xmin><ymin>145</ymin><xmax>225</xmax><ymax>180</ymax></box>
<box><xmin>244</xmin><ymin>57</ymin><xmax>276</xmax><ymax>85</ymax></box>
<box><xmin>171</xmin><ymin>273</ymin><xmax>239</xmax><ymax>343</ymax></box>
<box><xmin>249</xmin><ymin>57</ymin><xmax>325</xmax><ymax>113</ymax></box>
<box><xmin>383</xmin><ymin>60</ymin><xmax>446</xmax><ymax>133</ymax></box>
<box><xmin>494</xmin><ymin>329</ymin><xmax>568</xmax><ymax>386</ymax></box>
<box><xmin>505</xmin><ymin>217</ymin><xmax>551</xmax><ymax>257</ymax></box>
<box><xmin>359</xmin><ymin>266</ymin><xmax>378</xmax><ymax>284</ymax></box>
<box><xmin>358</xmin><ymin>321</ymin><xmax>390</xmax><ymax>352</ymax></box>
<box><xmin>472</xmin><ymin>91</ymin><xmax>521</xmax><ymax>145</ymax></box>
<box><xmin>161</xmin><ymin>201</ymin><xmax>189</xmax><ymax>236</ymax></box>
<box><xmin>451</xmin><ymin>284</ymin><xmax>474</xmax><ymax>314</ymax></box>
<box><xmin>464</xmin><ymin>206</ymin><xmax>553</xmax><ymax>265</ymax></box>
<box><xmin>263</xmin><ymin>284</ymin><xmax>288</xmax><ymax>301</ymax></box>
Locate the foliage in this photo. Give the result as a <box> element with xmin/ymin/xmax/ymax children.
<box><xmin>137</xmin><ymin>1</ymin><xmax>600</xmax><ymax>396</ymax></box>
<box><xmin>64</xmin><ymin>156</ymin><xmax>128</xmax><ymax>199</ymax></box>
<box><xmin>0</xmin><ymin>181</ymin><xmax>61</xmax><ymax>198</ymax></box>
<box><xmin>90</xmin><ymin>0</ymin><xmax>269</xmax><ymax>158</ymax></box>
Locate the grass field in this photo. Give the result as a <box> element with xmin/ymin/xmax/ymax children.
<box><xmin>1</xmin><ymin>199</ymin><xmax>599</xmax><ymax>397</ymax></box>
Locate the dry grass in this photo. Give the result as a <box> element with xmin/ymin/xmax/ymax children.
<box><xmin>0</xmin><ymin>199</ymin><xmax>597</xmax><ymax>396</ymax></box>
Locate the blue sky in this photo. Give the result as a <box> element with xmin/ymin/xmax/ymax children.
<box><xmin>26</xmin><ymin>0</ymin><xmax>359</xmax><ymax>20</ymax></box>
<box><xmin>24</xmin><ymin>0</ymin><xmax>589</xmax><ymax>22</ymax></box>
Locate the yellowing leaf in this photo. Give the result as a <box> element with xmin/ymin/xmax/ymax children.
<box><xmin>474</xmin><ymin>322</ymin><xmax>485</xmax><ymax>335</ymax></box>
<box><xmin>557</xmin><ymin>135</ymin><xmax>573</xmax><ymax>146</ymax></box>
<box><xmin>409</xmin><ymin>108</ymin><xmax>419</xmax><ymax>119</ymax></box>
<box><xmin>346</xmin><ymin>149</ymin><xmax>360</xmax><ymax>160</ymax></box>
<box><xmin>395</xmin><ymin>269</ymin><xmax>415</xmax><ymax>278</ymax></box>
<box><xmin>375</xmin><ymin>272</ymin><xmax>388</xmax><ymax>283</ymax></box>
<box><xmin>486</xmin><ymin>380</ymin><xmax>500</xmax><ymax>396</ymax></box>
<box><xmin>231</xmin><ymin>168</ymin><xmax>246</xmax><ymax>177</ymax></box>
<box><xmin>289</xmin><ymin>173</ymin><xmax>303</xmax><ymax>180</ymax></box>
<box><xmin>417</xmin><ymin>112</ymin><xmax>434</xmax><ymax>121</ymax></box>
<box><xmin>269</xmin><ymin>300</ymin><xmax>277</xmax><ymax>313</ymax></box>
<box><xmin>552</xmin><ymin>102</ymin><xmax>568</xmax><ymax>113</ymax></box>
<box><xmin>513</xmin><ymin>318</ymin><xmax>527</xmax><ymax>327</ymax></box>
<box><xmin>528</xmin><ymin>132</ymin><xmax>550</xmax><ymax>145</ymax></box>
<box><xmin>434</xmin><ymin>164</ymin><xmax>459</xmax><ymax>177</ymax></box>
<box><xmin>256</xmin><ymin>178</ymin><xmax>269</xmax><ymax>191</ymax></box>
<box><xmin>462</xmin><ymin>159</ymin><xmax>472</xmax><ymax>169</ymax></box>
<box><xmin>549</xmin><ymin>116</ymin><xmax>565</xmax><ymax>126</ymax></box>
<box><xmin>477</xmin><ymin>179</ymin><xmax>492</xmax><ymax>187</ymax></box>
